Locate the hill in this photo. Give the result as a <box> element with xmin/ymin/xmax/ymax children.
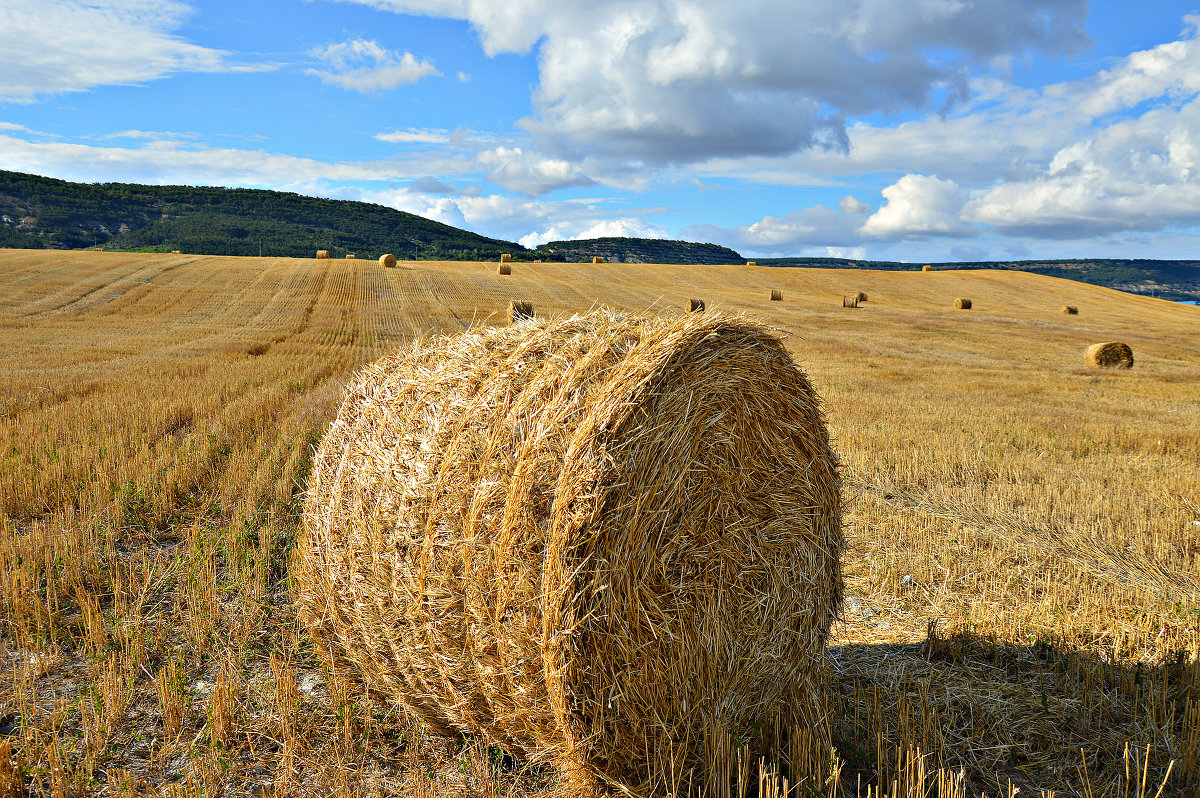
<box><xmin>0</xmin><ymin>169</ymin><xmax>525</xmax><ymax>260</ymax></box>
<box><xmin>532</xmin><ymin>236</ymin><xmax>742</xmax><ymax>264</ymax></box>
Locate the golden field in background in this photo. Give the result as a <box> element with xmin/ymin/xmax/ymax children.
<box><xmin>0</xmin><ymin>249</ymin><xmax>1197</xmax><ymax>797</ymax></box>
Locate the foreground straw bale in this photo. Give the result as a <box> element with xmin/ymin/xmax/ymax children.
<box><xmin>379</xmin><ymin>253</ymin><xmax>397</xmax><ymax>268</ymax></box>
<box><xmin>498</xmin><ymin>263</ymin><xmax>512</xmax><ymax>275</ymax></box>
<box><xmin>1086</xmin><ymin>341</ymin><xmax>1134</xmax><ymax>369</ymax></box>
<box><xmin>294</xmin><ymin>309</ymin><xmax>843</xmax><ymax>796</ymax></box>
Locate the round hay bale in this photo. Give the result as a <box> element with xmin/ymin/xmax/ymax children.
<box><xmin>842</xmin><ymin>295</ymin><xmax>858</xmax><ymax>308</ymax></box>
<box><xmin>688</xmin><ymin>298</ymin><xmax>705</xmax><ymax>312</ymax></box>
<box><xmin>294</xmin><ymin>310</ymin><xmax>842</xmax><ymax>795</ymax></box>
<box><xmin>171</xmin><ymin>250</ymin><xmax>181</xmax><ymax>254</ymax></box>
<box><xmin>854</xmin><ymin>291</ymin><xmax>867</xmax><ymax>303</ymax></box>
<box><xmin>379</xmin><ymin>253</ymin><xmax>398</xmax><ymax>268</ymax></box>
<box><xmin>508</xmin><ymin>300</ymin><xmax>534</xmax><ymax>323</ymax></box>
<box><xmin>1061</xmin><ymin>305</ymin><xmax>1078</xmax><ymax>315</ymax></box>
<box><xmin>500</xmin><ymin>253</ymin><xmax>513</xmax><ymax>263</ymax></box>
<box><xmin>770</xmin><ymin>289</ymin><xmax>783</xmax><ymax>301</ymax></box>
<box><xmin>346</xmin><ymin>254</ymin><xmax>356</xmax><ymax>260</ymax></box>
<box><xmin>592</xmin><ymin>256</ymin><xmax>605</xmax><ymax>263</ymax></box>
<box><xmin>316</xmin><ymin>250</ymin><xmax>330</xmax><ymax>259</ymax></box>
<box><xmin>922</xmin><ymin>264</ymin><xmax>932</xmax><ymax>272</ymax></box>
<box><xmin>954</xmin><ymin>297</ymin><xmax>972</xmax><ymax>309</ymax></box>
<box><xmin>1085</xmin><ymin>341</ymin><xmax>1133</xmax><ymax>369</ymax></box>
<box><xmin>497</xmin><ymin>263</ymin><xmax>512</xmax><ymax>275</ymax></box>
<box><xmin>746</xmin><ymin>261</ymin><xmax>757</xmax><ymax>266</ymax></box>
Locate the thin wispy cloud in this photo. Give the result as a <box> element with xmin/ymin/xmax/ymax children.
<box><xmin>307</xmin><ymin>39</ymin><xmax>439</xmax><ymax>92</ymax></box>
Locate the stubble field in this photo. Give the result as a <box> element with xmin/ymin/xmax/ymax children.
<box><xmin>1</xmin><ymin>249</ymin><xmax>1198</xmax><ymax>797</ymax></box>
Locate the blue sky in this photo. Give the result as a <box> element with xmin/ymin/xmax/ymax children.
<box><xmin>2</xmin><ymin>0</ymin><xmax>1199</xmax><ymax>261</ymax></box>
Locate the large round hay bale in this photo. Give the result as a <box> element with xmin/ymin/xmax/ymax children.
<box><xmin>1061</xmin><ymin>305</ymin><xmax>1078</xmax><ymax>315</ymax></box>
<box><xmin>1085</xmin><ymin>341</ymin><xmax>1133</xmax><ymax>369</ymax></box>
<box><xmin>294</xmin><ymin>310</ymin><xmax>842</xmax><ymax>795</ymax></box>
<box><xmin>954</xmin><ymin>297</ymin><xmax>972</xmax><ymax>309</ymax></box>
<box><xmin>379</xmin><ymin>253</ymin><xmax>398</xmax><ymax>268</ymax></box>
<box><xmin>497</xmin><ymin>263</ymin><xmax>512</xmax><ymax>275</ymax></box>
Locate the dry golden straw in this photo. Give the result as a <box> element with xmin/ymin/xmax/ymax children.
<box><xmin>770</xmin><ymin>289</ymin><xmax>783</xmax><ymax>301</ymax></box>
<box><xmin>1061</xmin><ymin>305</ymin><xmax>1078</xmax><ymax>315</ymax></box>
<box><xmin>379</xmin><ymin>253</ymin><xmax>398</xmax><ymax>268</ymax></box>
<box><xmin>497</xmin><ymin>263</ymin><xmax>512</xmax><ymax>275</ymax></box>
<box><xmin>922</xmin><ymin>264</ymin><xmax>932</xmax><ymax>272</ymax></box>
<box><xmin>508</xmin><ymin>300</ymin><xmax>534</xmax><ymax>323</ymax></box>
<box><xmin>316</xmin><ymin>250</ymin><xmax>330</xmax><ymax>259</ymax></box>
<box><xmin>294</xmin><ymin>309</ymin><xmax>843</xmax><ymax>796</ymax></box>
<box><xmin>500</xmin><ymin>253</ymin><xmax>512</xmax><ymax>263</ymax></box>
<box><xmin>1086</xmin><ymin>341</ymin><xmax>1134</xmax><ymax>369</ymax></box>
<box><xmin>689</xmin><ymin>298</ymin><xmax>705</xmax><ymax>312</ymax></box>
<box><xmin>843</xmin><ymin>295</ymin><xmax>859</xmax><ymax>308</ymax></box>
<box><xmin>954</xmin><ymin>297</ymin><xmax>972</xmax><ymax>309</ymax></box>
<box><xmin>592</xmin><ymin>256</ymin><xmax>605</xmax><ymax>263</ymax></box>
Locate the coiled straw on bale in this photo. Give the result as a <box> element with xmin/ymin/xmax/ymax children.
<box><xmin>954</xmin><ymin>297</ymin><xmax>972</xmax><ymax>309</ymax></box>
<box><xmin>688</xmin><ymin>298</ymin><xmax>705</xmax><ymax>312</ymax></box>
<box><xmin>770</xmin><ymin>289</ymin><xmax>783</xmax><ymax>301</ymax></box>
<box><xmin>379</xmin><ymin>253</ymin><xmax>398</xmax><ymax>268</ymax></box>
<box><xmin>497</xmin><ymin>263</ymin><xmax>512</xmax><ymax>275</ymax></box>
<box><xmin>508</xmin><ymin>300</ymin><xmax>534</xmax><ymax>323</ymax></box>
<box><xmin>1086</xmin><ymin>341</ymin><xmax>1133</xmax><ymax>369</ymax></box>
<box><xmin>1061</xmin><ymin>305</ymin><xmax>1078</xmax><ymax>315</ymax></box>
<box><xmin>294</xmin><ymin>309</ymin><xmax>842</xmax><ymax>796</ymax></box>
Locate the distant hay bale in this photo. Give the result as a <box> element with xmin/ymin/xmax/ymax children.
<box><xmin>92</xmin><ymin>247</ymin><xmax>103</xmax><ymax>251</ymax></box>
<box><xmin>316</xmin><ymin>250</ymin><xmax>330</xmax><ymax>259</ymax></box>
<box><xmin>1086</xmin><ymin>341</ymin><xmax>1133</xmax><ymax>369</ymax></box>
<box><xmin>843</xmin><ymin>295</ymin><xmax>859</xmax><ymax>308</ymax></box>
<box><xmin>379</xmin><ymin>254</ymin><xmax>398</xmax><ymax>268</ymax></box>
<box><xmin>688</xmin><ymin>298</ymin><xmax>705</xmax><ymax>312</ymax></box>
<box><xmin>922</xmin><ymin>264</ymin><xmax>932</xmax><ymax>272</ymax></box>
<box><xmin>171</xmin><ymin>250</ymin><xmax>181</xmax><ymax>254</ymax></box>
<box><xmin>346</xmin><ymin>254</ymin><xmax>356</xmax><ymax>260</ymax></box>
<box><xmin>854</xmin><ymin>291</ymin><xmax>867</xmax><ymax>303</ymax></box>
<box><xmin>500</xmin><ymin>253</ymin><xmax>512</xmax><ymax>263</ymax></box>
<box><xmin>497</xmin><ymin>263</ymin><xmax>512</xmax><ymax>275</ymax></box>
<box><xmin>592</xmin><ymin>256</ymin><xmax>605</xmax><ymax>263</ymax></box>
<box><xmin>294</xmin><ymin>309</ymin><xmax>843</xmax><ymax>795</ymax></box>
<box><xmin>1061</xmin><ymin>305</ymin><xmax>1078</xmax><ymax>315</ymax></box>
<box><xmin>509</xmin><ymin>300</ymin><xmax>534</xmax><ymax>323</ymax></box>
<box><xmin>770</xmin><ymin>289</ymin><xmax>783</xmax><ymax>301</ymax></box>
<box><xmin>747</xmin><ymin>261</ymin><xmax>757</xmax><ymax>266</ymax></box>
<box><xmin>954</xmin><ymin>297</ymin><xmax>972</xmax><ymax>309</ymax></box>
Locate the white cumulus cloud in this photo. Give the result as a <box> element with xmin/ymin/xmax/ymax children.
<box><xmin>308</xmin><ymin>39</ymin><xmax>439</xmax><ymax>92</ymax></box>
<box><xmin>861</xmin><ymin>174</ymin><xmax>974</xmax><ymax>240</ymax></box>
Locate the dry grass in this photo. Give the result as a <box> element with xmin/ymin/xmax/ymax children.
<box><xmin>1</xmin><ymin>250</ymin><xmax>1198</xmax><ymax>797</ymax></box>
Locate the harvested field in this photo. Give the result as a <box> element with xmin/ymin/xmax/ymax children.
<box><xmin>0</xmin><ymin>249</ymin><xmax>1198</xmax><ymax>798</ymax></box>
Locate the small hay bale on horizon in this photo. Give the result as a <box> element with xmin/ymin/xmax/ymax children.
<box><xmin>497</xmin><ymin>263</ymin><xmax>512</xmax><ymax>275</ymax></box>
<box><xmin>1086</xmin><ymin>341</ymin><xmax>1133</xmax><ymax>369</ymax></box>
<box><xmin>747</xmin><ymin>261</ymin><xmax>757</xmax><ymax>266</ymax></box>
<box><xmin>500</xmin><ymin>253</ymin><xmax>512</xmax><ymax>263</ymax></box>
<box><xmin>688</xmin><ymin>298</ymin><xmax>705</xmax><ymax>312</ymax></box>
<box><xmin>316</xmin><ymin>250</ymin><xmax>330</xmax><ymax>259</ymax></box>
<box><xmin>770</xmin><ymin>289</ymin><xmax>783</xmax><ymax>301</ymax></box>
<box><xmin>954</xmin><ymin>297</ymin><xmax>972</xmax><ymax>310</ymax></box>
<box><xmin>922</xmin><ymin>264</ymin><xmax>932</xmax><ymax>272</ymax></box>
<box><xmin>171</xmin><ymin>250</ymin><xmax>181</xmax><ymax>254</ymax></box>
<box><xmin>592</xmin><ymin>255</ymin><xmax>605</xmax><ymax>263</ymax></box>
<box><xmin>1061</xmin><ymin>305</ymin><xmax>1078</xmax><ymax>315</ymax></box>
<box><xmin>293</xmin><ymin>309</ymin><xmax>843</xmax><ymax>796</ymax></box>
<box><xmin>346</xmin><ymin>254</ymin><xmax>356</xmax><ymax>260</ymax></box>
<box><xmin>379</xmin><ymin>253</ymin><xmax>398</xmax><ymax>268</ymax></box>
<box><xmin>843</xmin><ymin>295</ymin><xmax>859</xmax><ymax>308</ymax></box>
<box><xmin>508</xmin><ymin>300</ymin><xmax>534</xmax><ymax>323</ymax></box>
